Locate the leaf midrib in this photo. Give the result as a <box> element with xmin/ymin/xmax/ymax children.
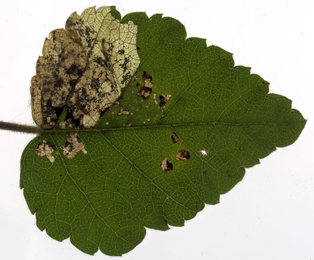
<box><xmin>43</xmin><ymin>120</ymin><xmax>304</xmax><ymax>134</ymax></box>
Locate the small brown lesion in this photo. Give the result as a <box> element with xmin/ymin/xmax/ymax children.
<box><xmin>160</xmin><ymin>157</ymin><xmax>173</xmax><ymax>172</ymax></box>
<box><xmin>171</xmin><ymin>133</ymin><xmax>179</xmax><ymax>143</ymax></box>
<box><xmin>137</xmin><ymin>71</ymin><xmax>153</xmax><ymax>99</ymax></box>
<box><xmin>175</xmin><ymin>150</ymin><xmax>190</xmax><ymax>161</ymax></box>
<box><xmin>61</xmin><ymin>132</ymin><xmax>87</xmax><ymax>159</ymax></box>
<box><xmin>117</xmin><ymin>108</ymin><xmax>130</xmax><ymax>116</ymax></box>
<box><xmin>142</xmin><ymin>71</ymin><xmax>153</xmax><ymax>88</ymax></box>
<box><xmin>58</xmin><ymin>121</ymin><xmax>67</xmax><ymax>129</ymax></box>
<box><xmin>137</xmin><ymin>87</ymin><xmax>152</xmax><ymax>99</ymax></box>
<box><xmin>159</xmin><ymin>93</ymin><xmax>171</xmax><ymax>107</ymax></box>
<box><xmin>35</xmin><ymin>140</ymin><xmax>56</xmax><ymax>163</ymax></box>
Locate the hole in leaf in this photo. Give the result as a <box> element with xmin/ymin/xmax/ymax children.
<box><xmin>199</xmin><ymin>150</ymin><xmax>208</xmax><ymax>157</ymax></box>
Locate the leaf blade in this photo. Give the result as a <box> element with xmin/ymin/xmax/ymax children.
<box><xmin>21</xmin><ymin>7</ymin><xmax>306</xmax><ymax>256</ymax></box>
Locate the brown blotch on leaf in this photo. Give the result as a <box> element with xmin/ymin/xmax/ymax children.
<box><xmin>137</xmin><ymin>71</ymin><xmax>153</xmax><ymax>99</ymax></box>
<box><xmin>160</xmin><ymin>157</ymin><xmax>173</xmax><ymax>172</ymax></box>
<box><xmin>159</xmin><ymin>93</ymin><xmax>171</xmax><ymax>107</ymax></box>
<box><xmin>61</xmin><ymin>132</ymin><xmax>87</xmax><ymax>159</ymax></box>
<box><xmin>176</xmin><ymin>150</ymin><xmax>191</xmax><ymax>161</ymax></box>
<box><xmin>137</xmin><ymin>87</ymin><xmax>152</xmax><ymax>99</ymax></box>
<box><xmin>171</xmin><ymin>133</ymin><xmax>179</xmax><ymax>143</ymax></box>
<box><xmin>143</xmin><ymin>71</ymin><xmax>153</xmax><ymax>88</ymax></box>
<box><xmin>59</xmin><ymin>121</ymin><xmax>67</xmax><ymax>129</ymax></box>
<box><xmin>117</xmin><ymin>108</ymin><xmax>130</xmax><ymax>116</ymax></box>
<box><xmin>36</xmin><ymin>140</ymin><xmax>56</xmax><ymax>163</ymax></box>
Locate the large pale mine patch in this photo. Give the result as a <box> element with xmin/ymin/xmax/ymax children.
<box><xmin>31</xmin><ymin>6</ymin><xmax>140</xmax><ymax>129</ymax></box>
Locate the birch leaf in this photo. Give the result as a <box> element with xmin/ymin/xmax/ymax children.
<box><xmin>20</xmin><ymin>6</ymin><xmax>306</xmax><ymax>256</ymax></box>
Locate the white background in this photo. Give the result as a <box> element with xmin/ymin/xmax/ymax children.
<box><xmin>0</xmin><ymin>0</ymin><xmax>313</xmax><ymax>259</ymax></box>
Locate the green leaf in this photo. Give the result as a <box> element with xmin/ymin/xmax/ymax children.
<box><xmin>20</xmin><ymin>6</ymin><xmax>306</xmax><ymax>256</ymax></box>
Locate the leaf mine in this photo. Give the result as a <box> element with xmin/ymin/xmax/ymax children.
<box><xmin>171</xmin><ymin>133</ymin><xmax>179</xmax><ymax>143</ymax></box>
<box><xmin>30</xmin><ymin>6</ymin><xmax>140</xmax><ymax>129</ymax></box>
<box><xmin>175</xmin><ymin>150</ymin><xmax>191</xmax><ymax>161</ymax></box>
<box><xmin>117</xmin><ymin>107</ymin><xmax>130</xmax><ymax>116</ymax></box>
<box><xmin>35</xmin><ymin>140</ymin><xmax>55</xmax><ymax>163</ymax></box>
<box><xmin>137</xmin><ymin>87</ymin><xmax>152</xmax><ymax>99</ymax></box>
<box><xmin>142</xmin><ymin>71</ymin><xmax>153</xmax><ymax>88</ymax></box>
<box><xmin>137</xmin><ymin>71</ymin><xmax>153</xmax><ymax>99</ymax></box>
<box><xmin>30</xmin><ymin>29</ymin><xmax>88</xmax><ymax>129</ymax></box>
<box><xmin>160</xmin><ymin>157</ymin><xmax>173</xmax><ymax>172</ymax></box>
<box><xmin>159</xmin><ymin>93</ymin><xmax>172</xmax><ymax>107</ymax></box>
<box><xmin>61</xmin><ymin>132</ymin><xmax>87</xmax><ymax>159</ymax></box>
<box><xmin>21</xmin><ymin>5</ymin><xmax>306</xmax><ymax>257</ymax></box>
